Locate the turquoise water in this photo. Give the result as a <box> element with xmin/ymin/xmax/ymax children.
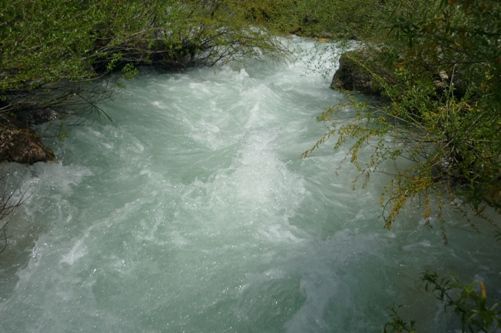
<box><xmin>0</xmin><ymin>38</ymin><xmax>499</xmax><ymax>332</ymax></box>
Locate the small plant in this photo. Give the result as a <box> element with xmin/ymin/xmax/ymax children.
<box><xmin>0</xmin><ymin>179</ymin><xmax>23</xmax><ymax>255</ymax></box>
<box><xmin>422</xmin><ymin>272</ymin><xmax>501</xmax><ymax>333</ymax></box>
<box><xmin>384</xmin><ymin>305</ymin><xmax>417</xmax><ymax>333</ymax></box>
<box><xmin>384</xmin><ymin>272</ymin><xmax>501</xmax><ymax>332</ymax></box>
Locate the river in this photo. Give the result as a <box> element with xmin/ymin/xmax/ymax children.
<box><xmin>0</xmin><ymin>37</ymin><xmax>499</xmax><ymax>332</ymax></box>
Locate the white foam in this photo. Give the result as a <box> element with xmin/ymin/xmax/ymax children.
<box><xmin>60</xmin><ymin>238</ymin><xmax>87</xmax><ymax>265</ymax></box>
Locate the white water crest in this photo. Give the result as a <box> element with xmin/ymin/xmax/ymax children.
<box><xmin>0</xmin><ymin>37</ymin><xmax>499</xmax><ymax>332</ymax></box>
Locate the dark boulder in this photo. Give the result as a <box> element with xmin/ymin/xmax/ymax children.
<box><xmin>433</xmin><ymin>69</ymin><xmax>467</xmax><ymax>99</ymax></box>
<box><xmin>15</xmin><ymin>108</ymin><xmax>58</xmax><ymax>127</ymax></box>
<box><xmin>0</xmin><ymin>125</ymin><xmax>55</xmax><ymax>164</ymax></box>
<box><xmin>331</xmin><ymin>50</ymin><xmax>385</xmax><ymax>96</ymax></box>
<box><xmin>332</xmin><ymin>50</ymin><xmax>467</xmax><ymax>101</ymax></box>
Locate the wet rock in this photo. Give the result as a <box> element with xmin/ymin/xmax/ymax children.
<box><xmin>0</xmin><ymin>125</ymin><xmax>55</xmax><ymax>164</ymax></box>
<box><xmin>15</xmin><ymin>108</ymin><xmax>58</xmax><ymax>127</ymax></box>
<box><xmin>330</xmin><ymin>51</ymin><xmax>384</xmax><ymax>96</ymax></box>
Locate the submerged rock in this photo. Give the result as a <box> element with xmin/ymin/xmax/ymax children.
<box><xmin>0</xmin><ymin>125</ymin><xmax>55</xmax><ymax>164</ymax></box>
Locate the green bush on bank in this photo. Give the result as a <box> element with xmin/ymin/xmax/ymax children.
<box><xmin>0</xmin><ymin>0</ymin><xmax>275</xmax><ymax>117</ymax></box>
<box><xmin>304</xmin><ymin>0</ymin><xmax>500</xmax><ymax>227</ymax></box>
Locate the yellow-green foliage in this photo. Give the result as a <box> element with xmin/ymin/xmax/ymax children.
<box><xmin>306</xmin><ymin>0</ymin><xmax>500</xmax><ymax>228</ymax></box>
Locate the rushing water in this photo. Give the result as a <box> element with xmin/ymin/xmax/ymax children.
<box><xmin>0</xmin><ymin>38</ymin><xmax>499</xmax><ymax>332</ymax></box>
